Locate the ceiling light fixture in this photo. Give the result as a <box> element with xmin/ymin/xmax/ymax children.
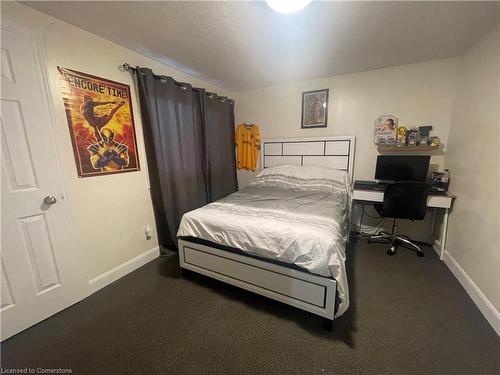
<box><xmin>265</xmin><ymin>0</ymin><xmax>312</xmax><ymax>14</ymax></box>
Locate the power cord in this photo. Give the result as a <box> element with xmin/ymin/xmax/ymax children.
<box><xmin>362</xmin><ymin>204</ymin><xmax>381</xmax><ymax>219</ymax></box>
<box><xmin>351</xmin><ymin>204</ymin><xmax>385</xmax><ymax>239</ymax></box>
<box><xmin>351</xmin><ymin>205</ymin><xmax>434</xmax><ymax>247</ymax></box>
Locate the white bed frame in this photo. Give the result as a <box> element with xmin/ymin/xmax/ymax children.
<box><xmin>261</xmin><ymin>136</ymin><xmax>355</xmax><ymax>181</ymax></box>
<box><xmin>179</xmin><ymin>136</ymin><xmax>356</xmax><ymax>325</ymax></box>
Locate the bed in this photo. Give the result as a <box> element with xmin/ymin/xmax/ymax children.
<box><xmin>177</xmin><ymin>136</ymin><xmax>355</xmax><ymax>327</ymax></box>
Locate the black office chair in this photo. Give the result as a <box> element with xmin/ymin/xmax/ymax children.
<box><xmin>368</xmin><ymin>182</ymin><xmax>431</xmax><ymax>257</ymax></box>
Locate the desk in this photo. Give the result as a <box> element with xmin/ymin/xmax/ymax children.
<box><xmin>352</xmin><ymin>188</ymin><xmax>456</xmax><ymax>260</ymax></box>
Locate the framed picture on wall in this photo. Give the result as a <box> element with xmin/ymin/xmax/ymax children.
<box><xmin>57</xmin><ymin>67</ymin><xmax>140</xmax><ymax>178</ymax></box>
<box><xmin>301</xmin><ymin>88</ymin><xmax>329</xmax><ymax>128</ymax></box>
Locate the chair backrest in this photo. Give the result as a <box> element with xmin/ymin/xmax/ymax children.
<box><xmin>382</xmin><ymin>182</ymin><xmax>431</xmax><ymax>220</ymax></box>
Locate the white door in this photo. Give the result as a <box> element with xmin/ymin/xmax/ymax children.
<box><xmin>1</xmin><ymin>21</ymin><xmax>85</xmax><ymax>340</ymax></box>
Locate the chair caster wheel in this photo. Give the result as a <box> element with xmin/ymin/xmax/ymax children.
<box><xmin>417</xmin><ymin>251</ymin><xmax>424</xmax><ymax>257</ymax></box>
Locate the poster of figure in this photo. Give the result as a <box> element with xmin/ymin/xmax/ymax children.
<box><xmin>301</xmin><ymin>89</ymin><xmax>329</xmax><ymax>128</ymax></box>
<box><xmin>58</xmin><ymin>67</ymin><xmax>140</xmax><ymax>177</ymax></box>
<box><xmin>374</xmin><ymin>115</ymin><xmax>398</xmax><ymax>146</ymax></box>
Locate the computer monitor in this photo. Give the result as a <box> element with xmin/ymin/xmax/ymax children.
<box><xmin>375</xmin><ymin>155</ymin><xmax>430</xmax><ymax>182</ymax></box>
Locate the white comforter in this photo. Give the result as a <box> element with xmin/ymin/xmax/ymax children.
<box><xmin>177</xmin><ymin>165</ymin><xmax>351</xmax><ymax>316</ymax></box>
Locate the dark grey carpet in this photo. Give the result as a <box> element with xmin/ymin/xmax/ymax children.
<box><xmin>1</xmin><ymin>239</ymin><xmax>499</xmax><ymax>375</ymax></box>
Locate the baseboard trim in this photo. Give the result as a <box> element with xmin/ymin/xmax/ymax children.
<box><xmin>87</xmin><ymin>246</ymin><xmax>160</xmax><ymax>295</ymax></box>
<box><xmin>443</xmin><ymin>250</ymin><xmax>500</xmax><ymax>336</ymax></box>
<box><xmin>432</xmin><ymin>239</ymin><xmax>441</xmax><ymax>256</ymax></box>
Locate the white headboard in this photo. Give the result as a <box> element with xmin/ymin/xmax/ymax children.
<box><xmin>260</xmin><ymin>136</ymin><xmax>356</xmax><ymax>180</ymax></box>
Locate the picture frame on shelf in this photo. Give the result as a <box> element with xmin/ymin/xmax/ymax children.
<box><xmin>374</xmin><ymin>115</ymin><xmax>398</xmax><ymax>146</ymax></box>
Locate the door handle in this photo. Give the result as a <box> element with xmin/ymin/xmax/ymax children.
<box><xmin>43</xmin><ymin>195</ymin><xmax>57</xmax><ymax>205</ymax></box>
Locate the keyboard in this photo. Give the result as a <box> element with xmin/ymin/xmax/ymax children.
<box><xmin>354</xmin><ymin>180</ymin><xmax>448</xmax><ymax>195</ymax></box>
<box><xmin>354</xmin><ymin>180</ymin><xmax>386</xmax><ymax>191</ymax></box>
<box><xmin>430</xmin><ymin>189</ymin><xmax>448</xmax><ymax>195</ymax></box>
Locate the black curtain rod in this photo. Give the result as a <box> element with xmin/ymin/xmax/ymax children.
<box><xmin>122</xmin><ymin>63</ymin><xmax>137</xmax><ymax>72</ymax></box>
<box><xmin>121</xmin><ymin>63</ymin><xmax>233</xmax><ymax>103</ymax></box>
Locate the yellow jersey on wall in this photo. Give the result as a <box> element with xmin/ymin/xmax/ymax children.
<box><xmin>236</xmin><ymin>123</ymin><xmax>260</xmax><ymax>171</ymax></box>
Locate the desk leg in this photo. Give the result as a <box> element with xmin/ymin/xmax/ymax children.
<box><xmin>440</xmin><ymin>208</ymin><xmax>449</xmax><ymax>260</ymax></box>
<box><xmin>430</xmin><ymin>207</ymin><xmax>437</xmax><ymax>244</ymax></box>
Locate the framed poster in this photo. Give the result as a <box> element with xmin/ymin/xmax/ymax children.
<box><xmin>58</xmin><ymin>67</ymin><xmax>140</xmax><ymax>177</ymax></box>
<box><xmin>301</xmin><ymin>88</ymin><xmax>329</xmax><ymax>128</ymax></box>
<box><xmin>374</xmin><ymin>114</ymin><xmax>398</xmax><ymax>146</ymax></box>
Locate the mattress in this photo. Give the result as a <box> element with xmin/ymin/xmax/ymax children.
<box><xmin>177</xmin><ymin>165</ymin><xmax>352</xmax><ymax>316</ymax></box>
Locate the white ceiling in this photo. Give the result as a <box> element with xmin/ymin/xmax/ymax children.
<box><xmin>25</xmin><ymin>1</ymin><xmax>500</xmax><ymax>92</ymax></box>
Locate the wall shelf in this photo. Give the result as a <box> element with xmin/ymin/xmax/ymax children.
<box><xmin>377</xmin><ymin>145</ymin><xmax>441</xmax><ymax>153</ymax></box>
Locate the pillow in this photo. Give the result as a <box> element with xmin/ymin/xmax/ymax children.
<box><xmin>250</xmin><ymin>165</ymin><xmax>350</xmax><ymax>193</ymax></box>
<box><xmin>256</xmin><ymin>165</ymin><xmax>347</xmax><ymax>181</ymax></box>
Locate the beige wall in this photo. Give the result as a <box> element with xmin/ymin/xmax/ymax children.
<box><xmin>234</xmin><ymin>58</ymin><xmax>458</xmax><ymax>187</ymax></box>
<box><xmin>2</xmin><ymin>2</ymin><xmax>229</xmax><ymax>281</ymax></box>
<box><xmin>234</xmin><ymin>58</ymin><xmax>459</xmax><ymax>239</ymax></box>
<box><xmin>445</xmin><ymin>25</ymin><xmax>500</xmax><ymax>311</ymax></box>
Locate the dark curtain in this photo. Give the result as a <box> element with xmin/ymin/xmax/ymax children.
<box><xmin>135</xmin><ymin>67</ymin><xmax>237</xmax><ymax>250</ymax></box>
<box><xmin>203</xmin><ymin>94</ymin><xmax>238</xmax><ymax>201</ymax></box>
